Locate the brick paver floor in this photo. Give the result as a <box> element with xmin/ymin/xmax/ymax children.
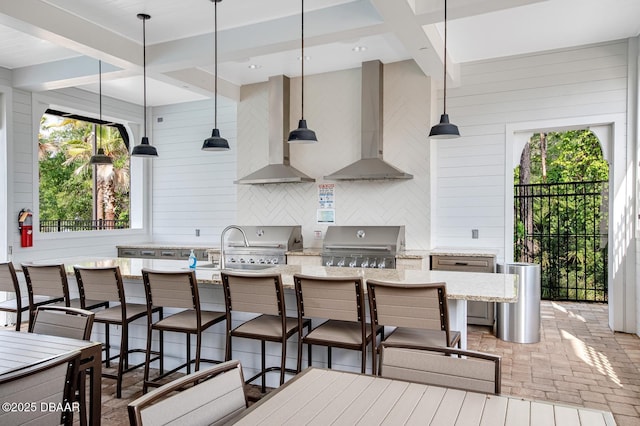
<box><xmin>87</xmin><ymin>301</ymin><xmax>639</xmax><ymax>425</ymax></box>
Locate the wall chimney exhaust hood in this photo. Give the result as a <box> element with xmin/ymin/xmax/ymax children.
<box><xmin>235</xmin><ymin>75</ymin><xmax>315</xmax><ymax>185</ymax></box>
<box><xmin>324</xmin><ymin>60</ymin><xmax>412</xmax><ymax>181</ymax></box>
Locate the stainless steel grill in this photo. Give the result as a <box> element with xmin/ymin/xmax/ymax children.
<box><xmin>321</xmin><ymin>226</ymin><xmax>405</xmax><ymax>269</ymax></box>
<box><xmin>224</xmin><ymin>225</ymin><xmax>302</xmax><ymax>270</ymax></box>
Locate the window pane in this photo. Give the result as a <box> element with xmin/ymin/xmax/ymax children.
<box><xmin>38</xmin><ymin>112</ymin><xmax>130</xmax><ymax>232</ymax></box>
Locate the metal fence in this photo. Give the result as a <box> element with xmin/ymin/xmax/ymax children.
<box><xmin>514</xmin><ymin>181</ymin><xmax>608</xmax><ymax>302</ymax></box>
<box><xmin>40</xmin><ymin>219</ymin><xmax>129</xmax><ymax>232</ymax></box>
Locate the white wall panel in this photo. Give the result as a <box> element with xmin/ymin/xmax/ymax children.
<box><xmin>433</xmin><ymin>41</ymin><xmax>630</xmax><ymax>261</ymax></box>
<box><xmin>150</xmin><ymin>99</ymin><xmax>238</xmax><ymax>245</ymax></box>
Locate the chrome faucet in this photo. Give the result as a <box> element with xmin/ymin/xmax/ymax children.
<box><xmin>220</xmin><ymin>225</ymin><xmax>249</xmax><ymax>270</ymax></box>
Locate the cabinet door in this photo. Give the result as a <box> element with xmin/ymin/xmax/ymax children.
<box><xmin>430</xmin><ymin>255</ymin><xmax>496</xmax><ymax>326</ymax></box>
<box><xmin>118</xmin><ymin>248</ymin><xmax>139</xmax><ymax>258</ymax></box>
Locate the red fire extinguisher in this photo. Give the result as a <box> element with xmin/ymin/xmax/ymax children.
<box><xmin>18</xmin><ymin>208</ymin><xmax>33</xmax><ymax>248</ymax></box>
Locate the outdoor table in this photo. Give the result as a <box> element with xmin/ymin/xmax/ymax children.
<box><xmin>0</xmin><ymin>329</ymin><xmax>102</xmax><ymax>425</ymax></box>
<box><xmin>233</xmin><ymin>367</ymin><xmax>616</xmax><ymax>425</ymax></box>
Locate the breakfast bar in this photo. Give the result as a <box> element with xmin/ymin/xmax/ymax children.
<box><xmin>33</xmin><ymin>257</ymin><xmax>517</xmax><ymax>383</ymax></box>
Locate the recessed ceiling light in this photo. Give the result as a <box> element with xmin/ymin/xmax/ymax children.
<box><xmin>248</xmin><ymin>64</ymin><xmax>261</xmax><ymax>69</ymax></box>
<box><xmin>352</xmin><ymin>45</ymin><xmax>367</xmax><ymax>52</ymax></box>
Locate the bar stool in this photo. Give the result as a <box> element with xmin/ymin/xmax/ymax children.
<box><xmin>21</xmin><ymin>263</ymin><xmax>108</xmax><ymax>330</ymax></box>
<box><xmin>293</xmin><ymin>274</ymin><xmax>377</xmax><ymax>374</ymax></box>
<box><xmin>74</xmin><ymin>265</ymin><xmax>159</xmax><ymax>398</ymax></box>
<box><xmin>221</xmin><ymin>270</ymin><xmax>310</xmax><ymax>392</ymax></box>
<box><xmin>141</xmin><ymin>269</ymin><xmax>226</xmax><ymax>393</ymax></box>
<box><xmin>366</xmin><ymin>280</ymin><xmax>461</xmax><ymax>375</ymax></box>
<box><xmin>0</xmin><ymin>262</ymin><xmax>30</xmax><ymax>331</ymax></box>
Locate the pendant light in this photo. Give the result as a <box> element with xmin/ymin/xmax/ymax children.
<box><xmin>202</xmin><ymin>0</ymin><xmax>230</xmax><ymax>151</ymax></box>
<box><xmin>288</xmin><ymin>0</ymin><xmax>317</xmax><ymax>143</ymax></box>
<box><xmin>131</xmin><ymin>13</ymin><xmax>159</xmax><ymax>157</ymax></box>
<box><xmin>89</xmin><ymin>60</ymin><xmax>113</xmax><ymax>165</ymax></box>
<box><xmin>429</xmin><ymin>0</ymin><xmax>460</xmax><ymax>139</ymax></box>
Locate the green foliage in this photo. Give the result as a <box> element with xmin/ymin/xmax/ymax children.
<box><xmin>514</xmin><ymin>129</ymin><xmax>608</xmax><ymax>302</ymax></box>
<box><xmin>38</xmin><ymin>114</ymin><xmax>130</xmax><ymax>228</ymax></box>
<box><xmin>39</xmin><ymin>152</ymin><xmax>92</xmax><ymax>220</ymax></box>
<box><xmin>516</xmin><ymin>130</ymin><xmax>608</xmax><ymax>185</ymax></box>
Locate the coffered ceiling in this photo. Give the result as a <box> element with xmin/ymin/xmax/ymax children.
<box><xmin>0</xmin><ymin>0</ymin><xmax>638</xmax><ymax>106</ymax></box>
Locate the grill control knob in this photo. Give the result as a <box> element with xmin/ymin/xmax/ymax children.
<box><xmin>360</xmin><ymin>258</ymin><xmax>369</xmax><ymax>268</ymax></box>
<box><xmin>258</xmin><ymin>258</ymin><xmax>266</xmax><ymax>264</ymax></box>
<box><xmin>369</xmin><ymin>259</ymin><xmax>377</xmax><ymax>268</ymax></box>
<box><xmin>377</xmin><ymin>259</ymin><xmax>386</xmax><ymax>269</ymax></box>
<box><xmin>337</xmin><ymin>258</ymin><xmax>346</xmax><ymax>267</ymax></box>
<box><xmin>348</xmin><ymin>258</ymin><xmax>357</xmax><ymax>268</ymax></box>
<box><xmin>270</xmin><ymin>258</ymin><xmax>279</xmax><ymax>264</ymax></box>
<box><xmin>325</xmin><ymin>257</ymin><xmax>334</xmax><ymax>267</ymax></box>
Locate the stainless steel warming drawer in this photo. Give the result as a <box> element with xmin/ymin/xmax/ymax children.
<box><xmin>430</xmin><ymin>254</ymin><xmax>496</xmax><ymax>326</ymax></box>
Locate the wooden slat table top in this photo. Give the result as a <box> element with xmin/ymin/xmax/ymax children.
<box><xmin>0</xmin><ymin>329</ymin><xmax>101</xmax><ymax>374</ymax></box>
<box><xmin>232</xmin><ymin>368</ymin><xmax>617</xmax><ymax>426</ymax></box>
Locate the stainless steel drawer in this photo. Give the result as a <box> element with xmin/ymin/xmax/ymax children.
<box><xmin>430</xmin><ymin>254</ymin><xmax>496</xmax><ymax>326</ymax></box>
<box><xmin>431</xmin><ymin>255</ymin><xmax>495</xmax><ymax>273</ymax></box>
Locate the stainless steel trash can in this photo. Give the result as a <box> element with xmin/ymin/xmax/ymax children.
<box><xmin>496</xmin><ymin>262</ymin><xmax>541</xmax><ymax>343</ymax></box>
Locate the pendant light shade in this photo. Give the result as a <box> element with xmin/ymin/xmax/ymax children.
<box><xmin>202</xmin><ymin>0</ymin><xmax>230</xmax><ymax>151</ymax></box>
<box><xmin>288</xmin><ymin>0</ymin><xmax>317</xmax><ymax>144</ymax></box>
<box><xmin>132</xmin><ymin>13</ymin><xmax>158</xmax><ymax>157</ymax></box>
<box><xmin>429</xmin><ymin>113</ymin><xmax>459</xmax><ymax>139</ymax></box>
<box><xmin>288</xmin><ymin>119</ymin><xmax>317</xmax><ymax>142</ymax></box>
<box><xmin>90</xmin><ymin>60</ymin><xmax>113</xmax><ymax>165</ymax></box>
<box><xmin>429</xmin><ymin>0</ymin><xmax>460</xmax><ymax>139</ymax></box>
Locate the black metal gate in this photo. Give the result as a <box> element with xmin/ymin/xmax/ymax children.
<box><xmin>514</xmin><ymin>181</ymin><xmax>608</xmax><ymax>302</ymax></box>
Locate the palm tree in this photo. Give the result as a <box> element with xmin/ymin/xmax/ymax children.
<box><xmin>39</xmin><ymin>115</ymin><xmax>130</xmax><ymax>229</ymax></box>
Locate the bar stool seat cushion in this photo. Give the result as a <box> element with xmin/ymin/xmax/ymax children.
<box><xmin>0</xmin><ymin>296</ymin><xmax>44</xmax><ymax>310</ymax></box>
<box><xmin>95</xmin><ymin>304</ymin><xmax>148</xmax><ymax>323</ymax></box>
<box><xmin>232</xmin><ymin>315</ymin><xmax>298</xmax><ymax>339</ymax></box>
<box><xmin>384</xmin><ymin>327</ymin><xmax>461</xmax><ymax>348</ymax></box>
<box><xmin>154</xmin><ymin>309</ymin><xmax>225</xmax><ymax>332</ymax></box>
<box><xmin>68</xmin><ymin>298</ymin><xmax>109</xmax><ymax>310</ymax></box>
<box><xmin>304</xmin><ymin>320</ymin><xmax>375</xmax><ymax>347</ymax></box>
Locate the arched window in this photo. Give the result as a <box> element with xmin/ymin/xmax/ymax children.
<box><xmin>38</xmin><ymin>109</ymin><xmax>130</xmax><ymax>232</ymax></box>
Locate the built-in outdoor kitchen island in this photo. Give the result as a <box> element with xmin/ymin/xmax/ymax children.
<box><xmin>53</xmin><ymin>248</ymin><xmax>517</xmax><ymax>387</ymax></box>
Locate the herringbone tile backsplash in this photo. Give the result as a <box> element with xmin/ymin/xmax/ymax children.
<box><xmin>237</xmin><ymin>61</ymin><xmax>432</xmax><ymax>249</ymax></box>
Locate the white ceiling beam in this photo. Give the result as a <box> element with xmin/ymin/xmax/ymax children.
<box><xmin>161</xmin><ymin>69</ymin><xmax>240</xmax><ymax>102</ymax></box>
<box><xmin>370</xmin><ymin>0</ymin><xmax>459</xmax><ymax>84</ymax></box>
<box><xmin>11</xmin><ymin>57</ymin><xmax>128</xmax><ymax>91</ymax></box>
<box><xmin>412</xmin><ymin>0</ymin><xmax>548</xmax><ymax>23</ymax></box>
<box><xmin>0</xmin><ymin>0</ymin><xmax>139</xmax><ymax>68</ymax></box>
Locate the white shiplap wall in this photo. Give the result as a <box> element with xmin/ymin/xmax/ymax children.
<box><xmin>433</xmin><ymin>41</ymin><xmax>630</xmax><ymax>261</ymax></box>
<box><xmin>150</xmin><ymin>99</ymin><xmax>237</xmax><ymax>245</ymax></box>
<box><xmin>8</xmin><ymin>88</ymin><xmax>151</xmax><ymax>264</ymax></box>
<box><xmin>237</xmin><ymin>60</ymin><xmax>433</xmax><ymax>249</ymax></box>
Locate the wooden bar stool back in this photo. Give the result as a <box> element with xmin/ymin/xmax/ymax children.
<box><xmin>141</xmin><ymin>269</ymin><xmax>226</xmax><ymax>393</ymax></box>
<box><xmin>74</xmin><ymin>265</ymin><xmax>158</xmax><ymax>398</ymax></box>
<box><xmin>22</xmin><ymin>263</ymin><xmax>108</xmax><ymax>330</ymax></box>
<box><xmin>366</xmin><ymin>280</ymin><xmax>461</xmax><ymax>375</ymax></box>
<box><xmin>221</xmin><ymin>271</ymin><xmax>310</xmax><ymax>392</ymax></box>
<box><xmin>293</xmin><ymin>274</ymin><xmax>376</xmax><ymax>374</ymax></box>
<box><xmin>0</xmin><ymin>261</ymin><xmax>29</xmax><ymax>331</ymax></box>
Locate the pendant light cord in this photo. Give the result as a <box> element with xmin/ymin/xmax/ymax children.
<box><xmin>443</xmin><ymin>0</ymin><xmax>448</xmax><ymax>115</ymax></box>
<box><xmin>98</xmin><ymin>60</ymin><xmax>102</xmax><ymax>151</ymax></box>
<box><xmin>214</xmin><ymin>0</ymin><xmax>218</xmax><ymax>129</ymax></box>
<box><xmin>301</xmin><ymin>0</ymin><xmax>305</xmax><ymax>120</ymax></box>
<box><xmin>142</xmin><ymin>16</ymin><xmax>147</xmax><ymax>138</ymax></box>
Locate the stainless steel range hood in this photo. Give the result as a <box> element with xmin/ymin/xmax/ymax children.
<box><xmin>235</xmin><ymin>75</ymin><xmax>315</xmax><ymax>185</ymax></box>
<box><xmin>324</xmin><ymin>60</ymin><xmax>413</xmax><ymax>181</ymax></box>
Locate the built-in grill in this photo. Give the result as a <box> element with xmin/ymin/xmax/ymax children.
<box><xmin>224</xmin><ymin>225</ymin><xmax>303</xmax><ymax>270</ymax></box>
<box><xmin>321</xmin><ymin>226</ymin><xmax>405</xmax><ymax>269</ymax></box>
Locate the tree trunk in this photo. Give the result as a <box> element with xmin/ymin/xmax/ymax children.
<box><xmin>519</xmin><ymin>139</ymin><xmax>535</xmax><ymax>261</ymax></box>
<box><xmin>540</xmin><ymin>132</ymin><xmax>547</xmax><ymax>182</ymax></box>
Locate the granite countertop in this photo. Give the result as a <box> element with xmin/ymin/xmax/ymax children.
<box><xmin>117</xmin><ymin>244</ymin><xmax>218</xmax><ymax>250</ymax></box>
<box><xmin>55</xmin><ymin>257</ymin><xmax>517</xmax><ymax>303</ymax></box>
